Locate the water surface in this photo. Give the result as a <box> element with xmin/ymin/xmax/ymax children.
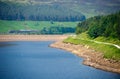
<box><xmin>0</xmin><ymin>41</ymin><xmax>120</xmax><ymax>79</ymax></box>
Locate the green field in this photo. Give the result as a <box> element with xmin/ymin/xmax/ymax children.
<box><xmin>0</xmin><ymin>20</ymin><xmax>79</xmax><ymax>33</ymax></box>
<box><xmin>64</xmin><ymin>33</ymin><xmax>120</xmax><ymax>60</ymax></box>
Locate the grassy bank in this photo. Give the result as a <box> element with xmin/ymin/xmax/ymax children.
<box><xmin>64</xmin><ymin>33</ymin><xmax>120</xmax><ymax>60</ymax></box>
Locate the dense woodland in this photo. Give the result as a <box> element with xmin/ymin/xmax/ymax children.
<box><xmin>76</xmin><ymin>12</ymin><xmax>120</xmax><ymax>39</ymax></box>
<box><xmin>0</xmin><ymin>1</ymin><xmax>85</xmax><ymax>21</ymax></box>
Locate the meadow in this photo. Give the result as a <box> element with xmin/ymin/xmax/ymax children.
<box><xmin>0</xmin><ymin>20</ymin><xmax>78</xmax><ymax>34</ymax></box>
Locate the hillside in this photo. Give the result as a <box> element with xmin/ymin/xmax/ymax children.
<box><xmin>0</xmin><ymin>0</ymin><xmax>120</xmax><ymax>21</ymax></box>
<box><xmin>64</xmin><ymin>12</ymin><xmax>120</xmax><ymax>60</ymax></box>
<box><xmin>76</xmin><ymin>11</ymin><xmax>120</xmax><ymax>39</ymax></box>
<box><xmin>0</xmin><ymin>0</ymin><xmax>85</xmax><ymax>21</ymax></box>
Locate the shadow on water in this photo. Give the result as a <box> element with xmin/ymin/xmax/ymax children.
<box><xmin>0</xmin><ymin>42</ymin><xmax>17</xmax><ymax>47</ymax></box>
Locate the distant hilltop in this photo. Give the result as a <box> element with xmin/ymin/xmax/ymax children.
<box><xmin>0</xmin><ymin>0</ymin><xmax>85</xmax><ymax>21</ymax></box>
<box><xmin>0</xmin><ymin>0</ymin><xmax>120</xmax><ymax>21</ymax></box>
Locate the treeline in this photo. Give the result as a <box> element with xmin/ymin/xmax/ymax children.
<box><xmin>8</xmin><ymin>26</ymin><xmax>75</xmax><ymax>34</ymax></box>
<box><xmin>41</xmin><ymin>26</ymin><xmax>75</xmax><ymax>34</ymax></box>
<box><xmin>76</xmin><ymin>11</ymin><xmax>120</xmax><ymax>39</ymax></box>
<box><xmin>0</xmin><ymin>1</ymin><xmax>85</xmax><ymax>21</ymax></box>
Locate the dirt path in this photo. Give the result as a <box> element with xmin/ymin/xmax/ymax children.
<box><xmin>90</xmin><ymin>40</ymin><xmax>120</xmax><ymax>49</ymax></box>
<box><xmin>77</xmin><ymin>38</ymin><xmax>120</xmax><ymax>49</ymax></box>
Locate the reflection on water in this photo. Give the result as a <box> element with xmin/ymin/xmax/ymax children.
<box><xmin>0</xmin><ymin>41</ymin><xmax>120</xmax><ymax>79</ymax></box>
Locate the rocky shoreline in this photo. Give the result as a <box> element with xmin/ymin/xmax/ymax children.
<box><xmin>50</xmin><ymin>41</ymin><xmax>120</xmax><ymax>74</ymax></box>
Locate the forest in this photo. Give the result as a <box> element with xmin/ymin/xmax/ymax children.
<box><xmin>76</xmin><ymin>11</ymin><xmax>120</xmax><ymax>39</ymax></box>
<box><xmin>0</xmin><ymin>1</ymin><xmax>85</xmax><ymax>21</ymax></box>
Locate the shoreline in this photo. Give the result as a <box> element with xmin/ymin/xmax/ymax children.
<box><xmin>50</xmin><ymin>41</ymin><xmax>120</xmax><ymax>74</ymax></box>
<box><xmin>0</xmin><ymin>35</ymin><xmax>68</xmax><ymax>41</ymax></box>
<box><xmin>0</xmin><ymin>35</ymin><xmax>120</xmax><ymax>74</ymax></box>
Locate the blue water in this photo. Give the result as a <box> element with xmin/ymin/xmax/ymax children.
<box><xmin>0</xmin><ymin>41</ymin><xmax>120</xmax><ymax>79</ymax></box>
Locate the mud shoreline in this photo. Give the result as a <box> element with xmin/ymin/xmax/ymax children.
<box><xmin>0</xmin><ymin>35</ymin><xmax>68</xmax><ymax>41</ymax></box>
<box><xmin>50</xmin><ymin>41</ymin><xmax>120</xmax><ymax>74</ymax></box>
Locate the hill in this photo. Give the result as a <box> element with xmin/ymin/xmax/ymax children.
<box><xmin>0</xmin><ymin>0</ymin><xmax>85</xmax><ymax>21</ymax></box>
<box><xmin>0</xmin><ymin>0</ymin><xmax>120</xmax><ymax>21</ymax></box>
<box><xmin>64</xmin><ymin>12</ymin><xmax>120</xmax><ymax>60</ymax></box>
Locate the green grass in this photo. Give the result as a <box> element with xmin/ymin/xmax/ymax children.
<box><xmin>0</xmin><ymin>20</ymin><xmax>79</xmax><ymax>33</ymax></box>
<box><xmin>64</xmin><ymin>33</ymin><xmax>120</xmax><ymax>60</ymax></box>
<box><xmin>94</xmin><ymin>36</ymin><xmax>120</xmax><ymax>46</ymax></box>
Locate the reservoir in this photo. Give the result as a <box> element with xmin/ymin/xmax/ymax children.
<box><xmin>0</xmin><ymin>41</ymin><xmax>120</xmax><ymax>79</ymax></box>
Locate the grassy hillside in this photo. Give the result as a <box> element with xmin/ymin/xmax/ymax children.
<box><xmin>0</xmin><ymin>20</ymin><xmax>78</xmax><ymax>34</ymax></box>
<box><xmin>0</xmin><ymin>0</ymin><xmax>120</xmax><ymax>21</ymax></box>
<box><xmin>64</xmin><ymin>12</ymin><xmax>120</xmax><ymax>60</ymax></box>
<box><xmin>0</xmin><ymin>1</ymin><xmax>85</xmax><ymax>21</ymax></box>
